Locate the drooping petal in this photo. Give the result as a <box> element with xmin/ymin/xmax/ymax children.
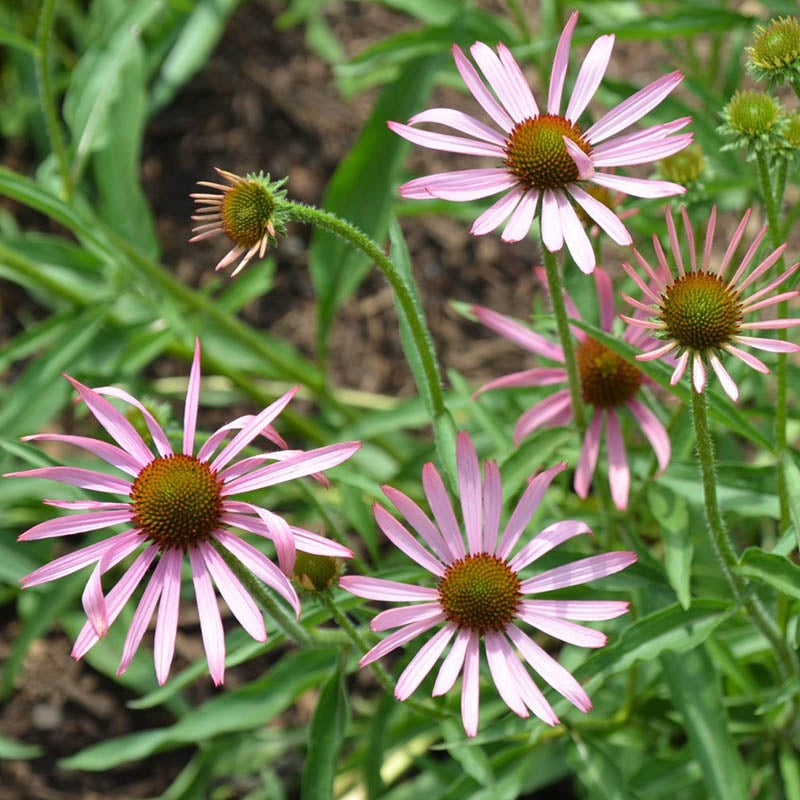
<box><xmin>189</xmin><ymin>547</ymin><xmax>226</xmax><ymax>686</ymax></box>
<box><xmin>590</xmin><ymin>172</ymin><xmax>685</xmax><ymax>199</ymax></box>
<box><xmin>153</xmin><ymin>548</ymin><xmax>183</xmax><ymax>685</ymax></box>
<box><xmin>460</xmin><ymin>631</ymin><xmax>481</xmax><ymax>737</ymax></box>
<box><xmin>501</xmin><ymin>190</ymin><xmax>538</xmax><ymax>242</ymax></box>
<box><xmin>626</xmin><ymin>398</ymin><xmax>671</xmax><ymax>475</ymax></box>
<box><xmin>359</xmin><ymin>618</ymin><xmax>442</xmax><ymax>666</ymax></box>
<box><xmin>574</xmin><ymin>411</ymin><xmax>602</xmax><ymax>499</ymax></box>
<box><xmin>708</xmin><ymin>354</ymin><xmax>739</xmax><ymax>402</ymax></box>
<box><xmin>605</xmin><ymin>409</ymin><xmax>630</xmax><ymax>510</ymax></box>
<box><xmin>432</xmin><ymin>628</ymin><xmax>470</xmax><ymax>696</ymax></box>
<box><xmin>485</xmin><ymin>631</ymin><xmax>528</xmax><ymax>718</ymax></box>
<box><xmin>395</xmin><ymin>623</ymin><xmax>457</xmax><ymax>701</ymax></box>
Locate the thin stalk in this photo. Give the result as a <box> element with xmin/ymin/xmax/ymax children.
<box><xmin>690</xmin><ymin>389</ymin><xmax>797</xmax><ymax>679</ymax></box>
<box><xmin>212</xmin><ymin>541</ymin><xmax>313</xmax><ymax>647</ymax></box>
<box><xmin>36</xmin><ymin>0</ymin><xmax>71</xmax><ymax>200</ymax></box>
<box><xmin>755</xmin><ymin>150</ymin><xmax>790</xmax><ymax>533</ymax></box>
<box><xmin>541</xmin><ymin>246</ymin><xmax>585</xmax><ymax>430</ymax></box>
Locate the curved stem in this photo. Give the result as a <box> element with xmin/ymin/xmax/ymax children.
<box><xmin>690</xmin><ymin>389</ymin><xmax>796</xmax><ymax>679</ymax></box>
<box><xmin>541</xmin><ymin>246</ymin><xmax>585</xmax><ymax>430</ymax></box>
<box><xmin>755</xmin><ymin>151</ymin><xmax>790</xmax><ymax>533</ymax></box>
<box><xmin>36</xmin><ymin>0</ymin><xmax>71</xmax><ymax>200</ymax></box>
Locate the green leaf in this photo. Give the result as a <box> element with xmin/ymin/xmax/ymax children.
<box><xmin>782</xmin><ymin>451</ymin><xmax>800</xmax><ymax>549</ymax></box>
<box><xmin>308</xmin><ymin>52</ymin><xmax>442</xmax><ymax>353</ymax></box>
<box><xmin>736</xmin><ymin>548</ymin><xmax>800</xmax><ymax>600</ymax></box>
<box><xmin>0</xmin><ymin>735</ymin><xmax>43</xmax><ymax>759</ymax></box>
<box><xmin>301</xmin><ymin>659</ymin><xmax>348</xmax><ymax>800</ymax></box>
<box><xmin>648</xmin><ymin>485</ymin><xmax>693</xmax><ymax>608</ymax></box>
<box><xmin>661</xmin><ymin>646</ymin><xmax>749</xmax><ymax>800</ymax></box>
<box><xmin>569</xmin><ymin>735</ymin><xmax>629</xmax><ymax>800</ymax></box>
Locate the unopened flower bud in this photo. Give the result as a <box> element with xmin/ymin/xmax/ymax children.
<box><xmin>293</xmin><ymin>552</ymin><xmax>343</xmax><ymax>592</ymax></box>
<box><xmin>747</xmin><ymin>17</ymin><xmax>800</xmax><ymax>86</ymax></box>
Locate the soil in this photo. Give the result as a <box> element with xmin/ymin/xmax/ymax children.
<box><xmin>0</xmin><ymin>1</ymin><xmax>604</xmax><ymax>797</ymax></box>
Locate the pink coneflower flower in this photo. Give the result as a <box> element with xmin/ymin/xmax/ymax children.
<box><xmin>7</xmin><ymin>341</ymin><xmax>359</xmax><ymax>685</ymax></box>
<box><xmin>472</xmin><ymin>268</ymin><xmax>670</xmax><ymax>510</ymax></box>
<box><xmin>621</xmin><ymin>206</ymin><xmax>800</xmax><ymax>401</ymax></box>
<box><xmin>388</xmin><ymin>11</ymin><xmax>692</xmax><ymax>273</ymax></box>
<box><xmin>340</xmin><ymin>432</ymin><xmax>635</xmax><ymax>737</ymax></box>
<box><xmin>190</xmin><ymin>168</ymin><xmax>288</xmax><ymax>276</ymax></box>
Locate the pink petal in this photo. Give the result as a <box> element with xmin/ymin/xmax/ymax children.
<box><xmin>708</xmin><ymin>354</ymin><xmax>738</xmax><ymax>402</ymax></box>
<box><xmin>398</xmin><ymin>168</ymin><xmax>516</xmax><ymax>201</ymax></box>
<box><xmin>451</xmin><ymin>44</ymin><xmax>515</xmax><ymax>132</ymax></box>
<box><xmin>460</xmin><ymin>631</ymin><xmax>481</xmax><ymax>737</ymax></box>
<box><xmin>548</xmin><ymin>11</ymin><xmax>579</xmax><ymax>115</ymax></box>
<box><xmin>254</xmin><ymin>507</ymin><xmax>295</xmax><ymax>576</ymax></box>
<box><xmin>521</xmin><ymin>551</ymin><xmax>637</xmax><ymax>593</ymax></box>
<box><xmin>485</xmin><ymin>631</ymin><xmax>528</xmax><ymax>718</ymax></box>
<box><xmin>408</xmin><ymin>108</ymin><xmax>508</xmax><ymax>146</ymax></box>
<box><xmin>503</xmin><ymin>638</ymin><xmax>559</xmax><ymax>724</ymax></box>
<box><xmin>469</xmin><ymin>42</ymin><xmax>530</xmax><ymax>123</ymax></box>
<box><xmin>505</xmin><ymin>625</ymin><xmax>592</xmax><ymax>712</ymax></box>
<box><xmin>519</xmin><ymin>610</ymin><xmax>608</xmax><ymax>647</ymax></box>
<box><xmin>496</xmin><ymin>43</ymin><xmax>539</xmax><ymax>118</ymax></box>
<box><xmin>20</xmin><ymin>433</ymin><xmax>143</xmax><ymax>476</ymax></box>
<box><xmin>574</xmin><ymin>411</ymin><xmax>602</xmax><ymax>499</ymax></box>
<box><xmin>514</xmin><ymin>390</ymin><xmax>573</xmax><ymax>444</ymax></box>
<box><xmin>520</xmin><ymin>599</ymin><xmax>630</xmax><ymax>621</ymax></box>
<box><xmin>586</xmin><ymin>71</ymin><xmax>684</xmax><ymax>144</ymax></box>
<box><xmin>540</xmin><ymin>188</ymin><xmax>564</xmax><ymax>253</ymax></box>
<box><xmin>733</xmin><ymin>335</ymin><xmax>800</xmax><ymax>353</ymax></box>
<box><xmin>395</xmin><ymin>623</ymin><xmax>457</xmax><ymax>701</ymax></box>
<box><xmin>432</xmin><ymin>628</ymin><xmax>469</xmax><ymax>696</ymax></box>
<box><xmin>381</xmin><ymin>486</ymin><xmax>455</xmax><ymax>563</ymax></box>
<box><xmin>590</xmin><ymin>172</ymin><xmax>685</xmax><ymax>199</ymax></box>
<box><xmin>605</xmin><ymin>409</ymin><xmax>629</xmax><ymax>510</ymax></box>
<box><xmin>183</xmin><ymin>339</ymin><xmax>202</xmax><ymax>456</ymax></box>
<box><xmin>692</xmin><ymin>353</ymin><xmax>706</xmax><ymax>393</ymax></box>
<box><xmin>669</xmin><ymin>350</ymin><xmax>689</xmax><ymax>385</ymax></box>
<box><xmin>497</xmin><ymin>462</ymin><xmax>568</xmax><ymax>560</ymax></box>
<box><xmin>456</xmin><ymin>432</ymin><xmax>482</xmax><ymax>555</ymax></box>
<box><xmin>19</xmin><ymin>509</ymin><xmax>133</xmax><ymax>542</ymax></box>
<box><xmin>422</xmin><ymin>462</ymin><xmax>466</xmax><ymax>560</ymax></box>
<box><xmin>568</xmin><ymin>185</ymin><xmax>631</xmax><ymax>246</ymax></box>
<box><xmin>371</xmin><ymin>602</ymin><xmax>446</xmax><ymax>632</ymax></box>
<box><xmin>471</xmin><ymin>304</ymin><xmax>564</xmax><ymax>361</ymax></box>
<box><xmin>564</xmin><ymin>138</ymin><xmax>594</xmax><ymax>180</ymax></box>
<box><xmin>722</xmin><ymin>344</ymin><xmax>768</xmax><ymax>374</ymax></box>
<box><xmin>6</xmin><ymin>466</ymin><xmax>131</xmax><ymax>495</ymax></box>
<box><xmin>64</xmin><ymin>376</ymin><xmax>153</xmax><ymax>467</ymax></box>
<box><xmin>509</xmin><ymin>520</ymin><xmax>592</xmax><ymax>572</ymax></box>
<box><xmin>475</xmin><ymin>367</ymin><xmax>568</xmax><ymax>395</ymax></box>
<box><xmin>556</xmin><ymin>193</ymin><xmax>595</xmax><ymax>273</ymax></box>
<box><xmin>94</xmin><ymin>386</ymin><xmax>172</xmax><ymax>458</ymax></box>
<box><xmin>338</xmin><ymin>575</ymin><xmax>438</xmax><ymax>602</ymax></box>
<box><xmin>388</xmin><ymin>120</ymin><xmax>505</xmax><ymax>157</ymax></box>
<box><xmin>200</xmin><ymin>542</ymin><xmax>266</xmax><ymax>642</ymax></box>
<box><xmin>717</xmin><ymin>209</ymin><xmax>752</xmax><ymax>276</ymax></box>
<box><xmin>215</xmin><ymin>529</ymin><xmax>300</xmax><ymax>616</ymax></box>
<box><xmin>470</xmin><ymin>186</ymin><xmax>528</xmax><ymax>236</ymax></box>
<box><xmin>374</xmin><ymin>504</ymin><xmax>444</xmax><ymax>576</ymax></box>
<box><xmin>189</xmin><ymin>547</ymin><xmax>226</xmax><ymax>686</ymax></box>
<box><xmin>594</xmin><ymin>268</ymin><xmax>615</xmax><ymax>332</ymax></box>
<box><xmin>500</xmin><ymin>190</ymin><xmax>537</xmax><ymax>242</ymax></box>
<box><xmin>482</xmin><ymin>459</ymin><xmax>502</xmax><ymax>556</ymax></box>
<box><xmin>591</xmin><ymin>134</ymin><xmax>693</xmax><ymax>167</ymax></box>
<box><xmin>566</xmin><ymin>34</ymin><xmax>614</xmax><ymax>121</ymax></box>
<box><xmin>359</xmin><ymin>618</ymin><xmax>442</xmax><ymax>666</ymax></box>
<box><xmin>154</xmin><ymin>548</ymin><xmax>183</xmax><ymax>685</ymax></box>
<box><xmin>626</xmin><ymin>398</ymin><xmax>670</xmax><ymax>475</ymax></box>
<box><xmin>291</xmin><ymin>527</ymin><xmax>353</xmax><ymax>559</ymax></box>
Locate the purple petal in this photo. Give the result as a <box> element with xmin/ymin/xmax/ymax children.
<box><xmin>521</xmin><ymin>551</ymin><xmax>636</xmax><ymax>593</ymax></box>
<box><xmin>395</xmin><ymin>623</ymin><xmax>457</xmax><ymax>701</ymax></box>
<box><xmin>189</xmin><ymin>547</ymin><xmax>226</xmax><ymax>686</ymax></box>
<box><xmin>338</xmin><ymin>575</ymin><xmax>438</xmax><ymax>602</ymax></box>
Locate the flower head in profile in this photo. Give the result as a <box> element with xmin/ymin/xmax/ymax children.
<box><xmin>340</xmin><ymin>432</ymin><xmax>634</xmax><ymax>737</ymax></box>
<box><xmin>190</xmin><ymin>168</ymin><xmax>288</xmax><ymax>276</ymax></box>
<box><xmin>7</xmin><ymin>341</ymin><xmax>359</xmax><ymax>685</ymax></box>
<box><xmin>472</xmin><ymin>269</ymin><xmax>670</xmax><ymax>509</ymax></box>
<box><xmin>389</xmin><ymin>11</ymin><xmax>691</xmax><ymax>273</ymax></box>
<box><xmin>621</xmin><ymin>206</ymin><xmax>800</xmax><ymax>401</ymax></box>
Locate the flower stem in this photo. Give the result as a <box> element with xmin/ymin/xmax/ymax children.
<box><xmin>36</xmin><ymin>0</ymin><xmax>71</xmax><ymax>200</ymax></box>
<box><xmin>755</xmin><ymin>151</ymin><xmax>790</xmax><ymax>533</ymax></box>
<box><xmin>212</xmin><ymin>541</ymin><xmax>314</xmax><ymax>647</ymax></box>
<box><xmin>690</xmin><ymin>389</ymin><xmax>796</xmax><ymax>679</ymax></box>
<box><xmin>541</xmin><ymin>246</ymin><xmax>585</xmax><ymax>430</ymax></box>
<box><xmin>284</xmin><ymin>202</ymin><xmax>455</xmax><ymax>478</ymax></box>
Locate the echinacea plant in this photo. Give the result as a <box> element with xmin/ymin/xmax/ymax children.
<box><xmin>389</xmin><ymin>11</ymin><xmax>692</xmax><ymax>272</ymax></box>
<box><xmin>340</xmin><ymin>432</ymin><xmax>634</xmax><ymax>737</ymax></box>
<box><xmin>7</xmin><ymin>341</ymin><xmax>359</xmax><ymax>685</ymax></box>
